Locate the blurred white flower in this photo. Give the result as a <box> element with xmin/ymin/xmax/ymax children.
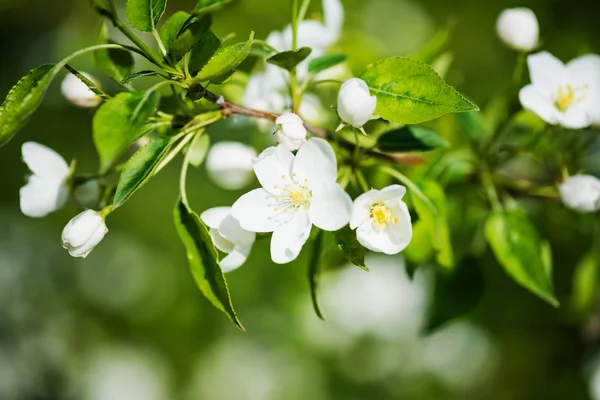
<box><xmin>559</xmin><ymin>174</ymin><xmax>600</xmax><ymax>213</ymax></box>
<box><xmin>275</xmin><ymin>113</ymin><xmax>307</xmax><ymax>151</ymax></box>
<box><xmin>72</xmin><ymin>180</ymin><xmax>101</xmax><ymax>209</ymax></box>
<box><xmin>20</xmin><ymin>142</ymin><xmax>70</xmax><ymax>218</ymax></box>
<box><xmin>350</xmin><ymin>185</ymin><xmax>412</xmax><ymax>255</ymax></box>
<box><xmin>201</xmin><ymin>207</ymin><xmax>256</xmax><ymax>272</ymax></box>
<box><xmin>206</xmin><ymin>142</ymin><xmax>257</xmax><ymax>190</ymax></box>
<box><xmin>232</xmin><ymin>138</ymin><xmax>352</xmax><ymax>264</ymax></box>
<box><xmin>519</xmin><ymin>51</ymin><xmax>600</xmax><ymax>129</ymax></box>
<box><xmin>61</xmin><ymin>210</ymin><xmax>108</xmax><ymax>258</ymax></box>
<box><xmin>337</xmin><ymin>78</ymin><xmax>377</xmax><ymax>129</ymax></box>
<box><xmin>61</xmin><ymin>72</ymin><xmax>102</xmax><ymax>108</ymax></box>
<box><xmin>496</xmin><ymin>8</ymin><xmax>539</xmax><ymax>52</ymax></box>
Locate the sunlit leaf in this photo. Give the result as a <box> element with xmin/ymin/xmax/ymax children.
<box><xmin>126</xmin><ymin>0</ymin><xmax>167</xmax><ymax>32</ymax></box>
<box><xmin>194</xmin><ymin>31</ymin><xmax>254</xmax><ymax>82</ymax></box>
<box><xmin>93</xmin><ymin>22</ymin><xmax>135</xmax><ymax>84</ymax></box>
<box><xmin>335</xmin><ymin>226</ymin><xmax>368</xmax><ymax>271</ymax></box>
<box><xmin>308</xmin><ymin>53</ymin><xmax>347</xmax><ymax>75</ymax></box>
<box><xmin>267</xmin><ymin>47</ymin><xmax>312</xmax><ymax>72</ymax></box>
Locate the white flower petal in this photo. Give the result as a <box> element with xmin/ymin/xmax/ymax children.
<box><xmin>293</xmin><ymin>138</ymin><xmax>337</xmax><ymax>185</ymax></box>
<box><xmin>566</xmin><ymin>54</ymin><xmax>600</xmax><ymax>87</ymax></box>
<box><xmin>221</xmin><ymin>246</ymin><xmax>252</xmax><ymax>273</ymax></box>
<box><xmin>519</xmin><ymin>84</ymin><xmax>560</xmax><ymax>125</ymax></box>
<box><xmin>200</xmin><ymin>207</ymin><xmax>231</xmax><ymax>229</ymax></box>
<box><xmin>276</xmin><ymin>113</ymin><xmax>303</xmax><ymax>126</ymax></box>
<box><xmin>231</xmin><ymin>189</ymin><xmax>282</xmax><ymax>233</ymax></box>
<box><xmin>310</xmin><ymin>182</ymin><xmax>352</xmax><ymax>231</ymax></box>
<box><xmin>527</xmin><ymin>51</ymin><xmax>565</xmax><ymax>97</ymax></box>
<box><xmin>496</xmin><ymin>8</ymin><xmax>539</xmax><ymax>51</ymax></box>
<box><xmin>385</xmin><ymin>201</ymin><xmax>413</xmax><ymax>252</ymax></box>
<box><xmin>349</xmin><ymin>190</ymin><xmax>379</xmax><ymax>229</ymax></box>
<box><xmin>253</xmin><ymin>145</ymin><xmax>295</xmax><ymax>195</ymax></box>
<box><xmin>218</xmin><ymin>214</ymin><xmax>256</xmax><ymax>247</ymax></box>
<box><xmin>206</xmin><ymin>142</ymin><xmax>256</xmax><ymax>190</ymax></box>
<box><xmin>22</xmin><ymin>142</ymin><xmax>70</xmax><ymax>180</ymax></box>
<box><xmin>559</xmin><ymin>106</ymin><xmax>593</xmax><ymax>129</ymax></box>
<box><xmin>270</xmin><ymin>211</ymin><xmax>312</xmax><ymax>264</ymax></box>
<box><xmin>209</xmin><ymin>227</ymin><xmax>235</xmax><ymax>253</ymax></box>
<box><xmin>380</xmin><ymin>184</ymin><xmax>407</xmax><ymax>201</ymax></box>
<box><xmin>323</xmin><ymin>0</ymin><xmax>344</xmax><ymax>45</ymax></box>
<box><xmin>559</xmin><ymin>174</ymin><xmax>600</xmax><ymax>212</ymax></box>
<box><xmin>19</xmin><ymin>176</ymin><xmax>68</xmax><ymax>218</ymax></box>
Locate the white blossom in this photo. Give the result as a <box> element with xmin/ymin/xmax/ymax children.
<box><xmin>559</xmin><ymin>174</ymin><xmax>600</xmax><ymax>213</ymax></box>
<box><xmin>275</xmin><ymin>113</ymin><xmax>307</xmax><ymax>151</ymax></box>
<box><xmin>350</xmin><ymin>185</ymin><xmax>412</xmax><ymax>255</ymax></box>
<box><xmin>20</xmin><ymin>142</ymin><xmax>70</xmax><ymax>218</ymax></box>
<box><xmin>496</xmin><ymin>8</ymin><xmax>539</xmax><ymax>52</ymax></box>
<box><xmin>201</xmin><ymin>207</ymin><xmax>256</xmax><ymax>272</ymax></box>
<box><xmin>519</xmin><ymin>51</ymin><xmax>600</xmax><ymax>129</ymax></box>
<box><xmin>61</xmin><ymin>210</ymin><xmax>108</xmax><ymax>258</ymax></box>
<box><xmin>231</xmin><ymin>138</ymin><xmax>352</xmax><ymax>264</ymax></box>
<box><xmin>337</xmin><ymin>78</ymin><xmax>377</xmax><ymax>128</ymax></box>
<box><xmin>206</xmin><ymin>142</ymin><xmax>257</xmax><ymax>190</ymax></box>
<box><xmin>60</xmin><ymin>71</ymin><xmax>102</xmax><ymax>108</ymax></box>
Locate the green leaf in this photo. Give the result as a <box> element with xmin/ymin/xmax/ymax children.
<box><xmin>159</xmin><ymin>11</ymin><xmax>193</xmax><ymax>55</ymax></box>
<box><xmin>411</xmin><ymin>181</ymin><xmax>453</xmax><ymax>269</ymax></box>
<box><xmin>426</xmin><ymin>256</ymin><xmax>484</xmax><ymax>333</ymax></box>
<box><xmin>188</xmin><ymin>30</ymin><xmax>221</xmax><ymax>75</ymax></box>
<box><xmin>308</xmin><ymin>230</ymin><xmax>325</xmax><ymax>320</ymax></box>
<box><xmin>335</xmin><ymin>226</ymin><xmax>368</xmax><ymax>271</ymax></box>
<box><xmin>377</xmin><ymin>126</ymin><xmax>449</xmax><ymax>152</ymax></box>
<box><xmin>113</xmin><ymin>136</ymin><xmax>172</xmax><ymax>210</ymax></box>
<box><xmin>0</xmin><ymin>64</ymin><xmax>56</xmax><ymax>148</ymax></box>
<box><xmin>90</xmin><ymin>0</ymin><xmax>115</xmax><ymax>20</ymax></box>
<box><xmin>170</xmin><ymin>14</ymin><xmax>212</xmax><ymax>58</ymax></box>
<box><xmin>358</xmin><ymin>57</ymin><xmax>478</xmax><ymax>124</ymax></box>
<box><xmin>64</xmin><ymin>65</ymin><xmax>109</xmax><ymax>100</ymax></box>
<box><xmin>267</xmin><ymin>47</ymin><xmax>312</xmax><ymax>72</ymax></box>
<box><xmin>308</xmin><ymin>53</ymin><xmax>347</xmax><ymax>75</ymax></box>
<box><xmin>121</xmin><ymin>70</ymin><xmax>163</xmax><ymax>84</ymax></box>
<box><xmin>126</xmin><ymin>0</ymin><xmax>167</xmax><ymax>32</ymax></box>
<box><xmin>193</xmin><ymin>0</ymin><xmax>239</xmax><ymax>16</ymax></box>
<box><xmin>93</xmin><ymin>91</ymin><xmax>160</xmax><ymax>172</ymax></box>
<box><xmin>194</xmin><ymin>31</ymin><xmax>254</xmax><ymax>82</ymax></box>
<box><xmin>455</xmin><ymin>110</ymin><xmax>489</xmax><ymax>142</ymax></box>
<box><xmin>93</xmin><ymin>22</ymin><xmax>135</xmax><ymax>84</ymax></box>
<box><xmin>485</xmin><ymin>209</ymin><xmax>558</xmax><ymax>307</ymax></box>
<box><xmin>571</xmin><ymin>252</ymin><xmax>599</xmax><ymax>314</ymax></box>
<box><xmin>173</xmin><ymin>199</ymin><xmax>244</xmax><ymax>329</ymax></box>
<box><xmin>188</xmin><ymin>132</ymin><xmax>210</xmax><ymax>167</ymax></box>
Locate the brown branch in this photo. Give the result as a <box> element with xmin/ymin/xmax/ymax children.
<box><xmin>203</xmin><ymin>90</ymin><xmax>423</xmax><ymax>166</ymax></box>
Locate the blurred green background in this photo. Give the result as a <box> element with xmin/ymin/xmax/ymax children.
<box><xmin>1</xmin><ymin>0</ymin><xmax>600</xmax><ymax>399</ymax></box>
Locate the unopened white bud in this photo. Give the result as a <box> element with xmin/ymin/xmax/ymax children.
<box><xmin>496</xmin><ymin>8</ymin><xmax>539</xmax><ymax>52</ymax></box>
<box><xmin>337</xmin><ymin>78</ymin><xmax>377</xmax><ymax>128</ymax></box>
<box><xmin>61</xmin><ymin>210</ymin><xmax>108</xmax><ymax>258</ymax></box>
<box><xmin>559</xmin><ymin>175</ymin><xmax>600</xmax><ymax>213</ymax></box>
<box><xmin>275</xmin><ymin>113</ymin><xmax>307</xmax><ymax>151</ymax></box>
<box><xmin>206</xmin><ymin>142</ymin><xmax>257</xmax><ymax>190</ymax></box>
<box><xmin>61</xmin><ymin>72</ymin><xmax>102</xmax><ymax>108</ymax></box>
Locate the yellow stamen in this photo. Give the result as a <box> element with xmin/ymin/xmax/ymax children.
<box><xmin>370</xmin><ymin>203</ymin><xmax>396</xmax><ymax>228</ymax></box>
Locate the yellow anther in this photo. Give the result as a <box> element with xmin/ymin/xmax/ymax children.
<box><xmin>370</xmin><ymin>203</ymin><xmax>395</xmax><ymax>228</ymax></box>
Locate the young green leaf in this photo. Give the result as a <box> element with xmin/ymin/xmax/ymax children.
<box><xmin>113</xmin><ymin>136</ymin><xmax>172</xmax><ymax>210</ymax></box>
<box><xmin>193</xmin><ymin>0</ymin><xmax>239</xmax><ymax>16</ymax></box>
<box><xmin>170</xmin><ymin>14</ymin><xmax>212</xmax><ymax>58</ymax></box>
<box><xmin>193</xmin><ymin>31</ymin><xmax>254</xmax><ymax>82</ymax></box>
<box><xmin>485</xmin><ymin>209</ymin><xmax>559</xmax><ymax>307</ymax></box>
<box><xmin>93</xmin><ymin>91</ymin><xmax>160</xmax><ymax>172</ymax></box>
<box><xmin>121</xmin><ymin>70</ymin><xmax>163</xmax><ymax>85</ymax></box>
<box><xmin>173</xmin><ymin>199</ymin><xmax>244</xmax><ymax>329</ymax></box>
<box><xmin>0</xmin><ymin>64</ymin><xmax>56</xmax><ymax>148</ymax></box>
<box><xmin>308</xmin><ymin>53</ymin><xmax>347</xmax><ymax>75</ymax></box>
<box><xmin>159</xmin><ymin>11</ymin><xmax>193</xmax><ymax>55</ymax></box>
<box><xmin>377</xmin><ymin>126</ymin><xmax>449</xmax><ymax>152</ymax></box>
<box><xmin>188</xmin><ymin>30</ymin><xmax>221</xmax><ymax>75</ymax></box>
<box><xmin>335</xmin><ymin>226</ymin><xmax>369</xmax><ymax>271</ymax></box>
<box><xmin>126</xmin><ymin>0</ymin><xmax>167</xmax><ymax>32</ymax></box>
<box><xmin>188</xmin><ymin>133</ymin><xmax>211</xmax><ymax>167</ymax></box>
<box><xmin>93</xmin><ymin>22</ymin><xmax>135</xmax><ymax>84</ymax></box>
<box><xmin>571</xmin><ymin>252</ymin><xmax>599</xmax><ymax>314</ymax></box>
<box><xmin>267</xmin><ymin>47</ymin><xmax>312</xmax><ymax>72</ymax></box>
<box><xmin>358</xmin><ymin>57</ymin><xmax>478</xmax><ymax>124</ymax></box>
<box><xmin>308</xmin><ymin>230</ymin><xmax>325</xmax><ymax>320</ymax></box>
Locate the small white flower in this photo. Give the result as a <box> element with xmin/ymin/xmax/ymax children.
<box><xmin>232</xmin><ymin>138</ymin><xmax>352</xmax><ymax>264</ymax></box>
<box><xmin>61</xmin><ymin>72</ymin><xmax>102</xmax><ymax>108</ymax></box>
<box><xmin>275</xmin><ymin>113</ymin><xmax>307</xmax><ymax>151</ymax></box>
<box><xmin>20</xmin><ymin>142</ymin><xmax>70</xmax><ymax>218</ymax></box>
<box><xmin>337</xmin><ymin>78</ymin><xmax>377</xmax><ymax>129</ymax></box>
<box><xmin>350</xmin><ymin>185</ymin><xmax>412</xmax><ymax>255</ymax></box>
<box><xmin>200</xmin><ymin>207</ymin><xmax>256</xmax><ymax>272</ymax></box>
<box><xmin>519</xmin><ymin>51</ymin><xmax>600</xmax><ymax>129</ymax></box>
<box><xmin>559</xmin><ymin>174</ymin><xmax>600</xmax><ymax>213</ymax></box>
<box><xmin>73</xmin><ymin>180</ymin><xmax>102</xmax><ymax>209</ymax></box>
<box><xmin>496</xmin><ymin>8</ymin><xmax>539</xmax><ymax>52</ymax></box>
<box><xmin>61</xmin><ymin>210</ymin><xmax>108</xmax><ymax>258</ymax></box>
<box><xmin>206</xmin><ymin>142</ymin><xmax>257</xmax><ymax>190</ymax></box>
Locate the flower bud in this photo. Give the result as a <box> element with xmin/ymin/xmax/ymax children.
<box><xmin>61</xmin><ymin>210</ymin><xmax>108</xmax><ymax>258</ymax></box>
<box><xmin>275</xmin><ymin>113</ymin><xmax>307</xmax><ymax>151</ymax></box>
<box><xmin>496</xmin><ymin>8</ymin><xmax>539</xmax><ymax>52</ymax></box>
<box><xmin>206</xmin><ymin>142</ymin><xmax>257</xmax><ymax>190</ymax></box>
<box><xmin>61</xmin><ymin>72</ymin><xmax>102</xmax><ymax>108</ymax></box>
<box><xmin>337</xmin><ymin>78</ymin><xmax>377</xmax><ymax>128</ymax></box>
<box><xmin>559</xmin><ymin>175</ymin><xmax>600</xmax><ymax>213</ymax></box>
